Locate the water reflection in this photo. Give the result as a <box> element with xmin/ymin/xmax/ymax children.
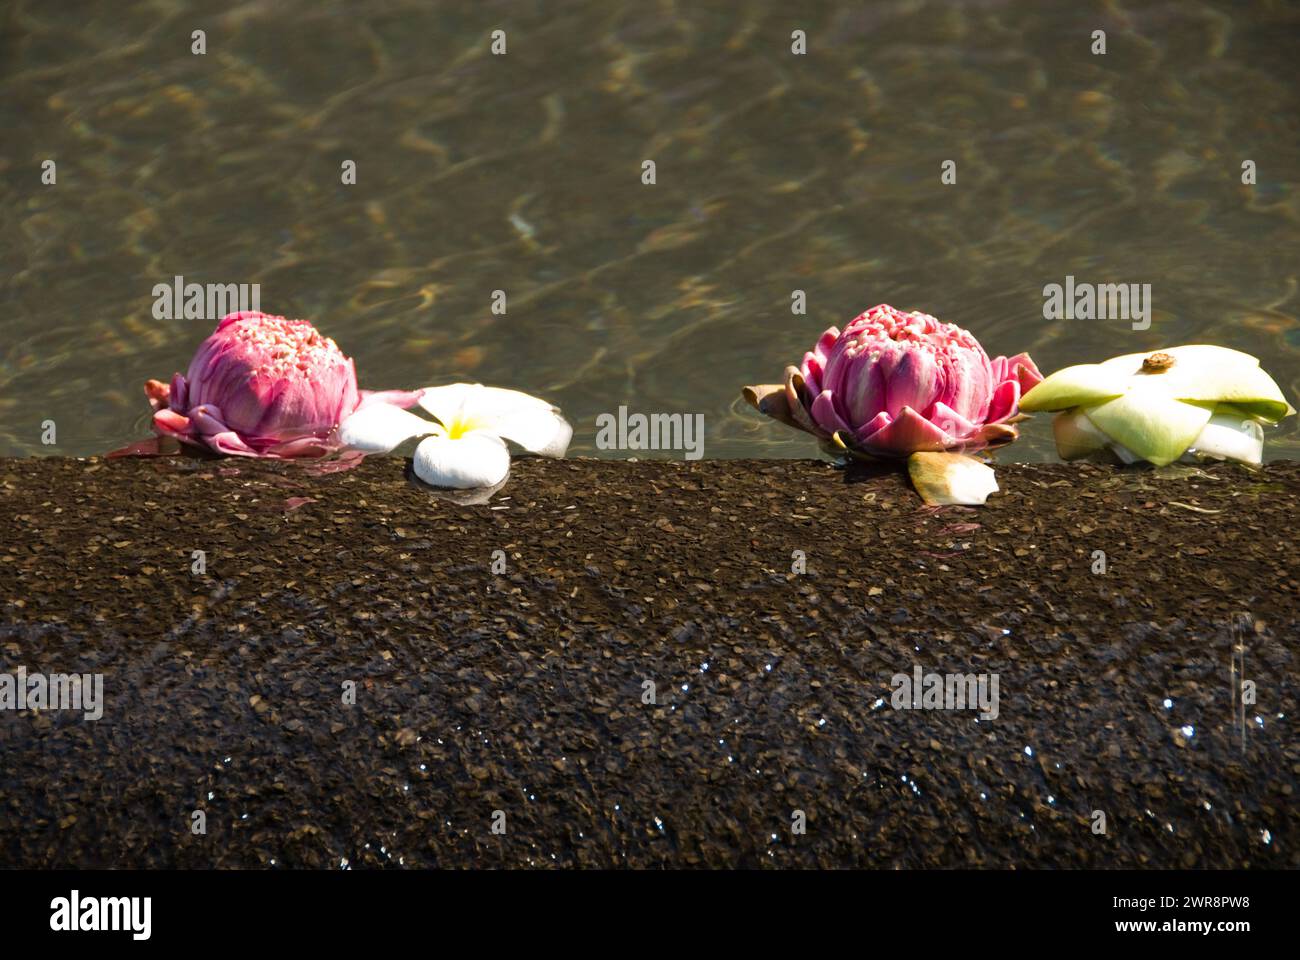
<box><xmin>2</xmin><ymin>0</ymin><xmax>1297</xmax><ymax>461</ymax></box>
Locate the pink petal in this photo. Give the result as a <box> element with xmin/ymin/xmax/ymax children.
<box><xmin>265</xmin><ymin>436</ymin><xmax>334</xmax><ymax>458</ymax></box>
<box><xmin>354</xmin><ymin>387</ymin><xmax>426</xmax><ymax>412</ymax></box>
<box><xmin>985</xmin><ymin>379</ymin><xmax>1020</xmax><ymax>424</ymax></box>
<box><xmin>203</xmin><ymin>430</ymin><xmax>262</xmax><ymax>457</ymax></box>
<box><xmin>801</xmin><ymin>351</ymin><xmax>825</xmax><ymax>396</ymax></box>
<box><xmin>1007</xmin><ymin>352</ymin><xmax>1043</xmax><ymax>390</ymax></box>
<box><xmin>800</xmin><ymin>327</ymin><xmax>840</xmax><ymax>398</ymax></box>
<box><xmin>189</xmin><ymin>405</ymin><xmax>230</xmax><ymax>437</ymax></box>
<box><xmin>852</xmin><ymin>409</ymin><xmax>890</xmax><ymax>440</ymax></box>
<box><xmin>927</xmin><ymin>402</ymin><xmax>981</xmax><ymax>441</ymax></box>
<box><xmin>153</xmin><ymin>408</ymin><xmax>192</xmax><ymax>439</ymax></box>
<box><xmin>940</xmin><ymin>347</ymin><xmax>994</xmax><ymax>424</ymax></box>
<box><xmin>809</xmin><ymin>390</ymin><xmax>852</xmax><ymax>436</ymax></box>
<box><xmin>857</xmin><ymin>406</ymin><xmax>951</xmax><ymax>456</ymax></box>
<box><xmin>813</xmin><ymin>327</ymin><xmax>840</xmax><ymax>363</ymax></box>
<box><xmin>299</xmin><ymin>450</ymin><xmax>367</xmax><ymax>475</ymax></box>
<box><xmin>107</xmin><ymin>436</ymin><xmax>175</xmax><ymax>458</ymax></box>
<box><xmin>883</xmin><ymin>347</ymin><xmax>939</xmax><ymax>418</ymax></box>
<box><xmin>843</xmin><ymin>360</ymin><xmax>887</xmax><ymax>427</ymax></box>
<box><xmin>169</xmin><ymin>373</ymin><xmax>188</xmax><ymax>411</ymax></box>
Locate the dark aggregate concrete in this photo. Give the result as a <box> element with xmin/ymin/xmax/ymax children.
<box><xmin>0</xmin><ymin>456</ymin><xmax>1296</xmax><ymax>868</ymax></box>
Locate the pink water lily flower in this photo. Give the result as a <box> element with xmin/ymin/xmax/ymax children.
<box><xmin>144</xmin><ymin>311</ymin><xmax>423</xmax><ymax>458</ymax></box>
<box><xmin>744</xmin><ymin>304</ymin><xmax>1042</xmax><ymax>458</ymax></box>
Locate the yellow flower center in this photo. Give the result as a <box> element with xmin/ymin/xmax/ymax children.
<box><xmin>445</xmin><ymin>413</ymin><xmax>488</xmax><ymax>439</ymax></box>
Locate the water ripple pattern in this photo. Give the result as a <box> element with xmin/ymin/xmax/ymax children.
<box><xmin>1</xmin><ymin>0</ymin><xmax>1298</xmax><ymax>460</ymax></box>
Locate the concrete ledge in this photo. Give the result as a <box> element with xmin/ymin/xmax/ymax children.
<box><xmin>1</xmin><ymin>457</ymin><xmax>1296</xmax><ymax>867</ymax></box>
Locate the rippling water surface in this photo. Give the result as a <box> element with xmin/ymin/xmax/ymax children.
<box><xmin>3</xmin><ymin>0</ymin><xmax>1298</xmax><ymax>460</ymax></box>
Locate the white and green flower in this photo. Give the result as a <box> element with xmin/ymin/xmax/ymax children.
<box><xmin>1019</xmin><ymin>345</ymin><xmax>1295</xmax><ymax>466</ymax></box>
<box><xmin>338</xmin><ymin>383</ymin><xmax>573</xmax><ymax>488</ymax></box>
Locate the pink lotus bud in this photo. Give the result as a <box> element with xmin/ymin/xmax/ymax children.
<box><xmin>745</xmin><ymin>305</ymin><xmax>1042</xmax><ymax>458</ymax></box>
<box><xmin>146</xmin><ymin>311</ymin><xmax>422</xmax><ymax>458</ymax></box>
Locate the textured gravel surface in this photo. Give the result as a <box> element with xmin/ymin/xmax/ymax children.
<box><xmin>0</xmin><ymin>456</ymin><xmax>1296</xmax><ymax>868</ymax></box>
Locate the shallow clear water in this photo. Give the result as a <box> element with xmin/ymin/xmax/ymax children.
<box><xmin>3</xmin><ymin>0</ymin><xmax>1298</xmax><ymax>460</ymax></box>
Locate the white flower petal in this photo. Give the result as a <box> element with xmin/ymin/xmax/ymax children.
<box><xmin>413</xmin><ymin>432</ymin><xmax>511</xmax><ymax>489</ymax></box>
<box><xmin>907</xmin><ymin>452</ymin><xmax>999</xmax><ymax>506</ymax></box>
<box><xmin>417</xmin><ymin>383</ymin><xmax>572</xmax><ymax>457</ymax></box>
<box><xmin>1183</xmin><ymin>408</ymin><xmax>1265</xmax><ymax>465</ymax></box>
<box><xmin>489</xmin><ymin>405</ymin><xmax>573</xmax><ymax>457</ymax></box>
<box><xmin>338</xmin><ymin>403</ymin><xmax>438</xmax><ymax>453</ymax></box>
<box><xmin>417</xmin><ymin>383</ymin><xmax>490</xmax><ymax>424</ymax></box>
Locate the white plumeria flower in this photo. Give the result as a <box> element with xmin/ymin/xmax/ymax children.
<box><xmin>1020</xmin><ymin>345</ymin><xmax>1295</xmax><ymax>466</ymax></box>
<box><xmin>338</xmin><ymin>383</ymin><xmax>573</xmax><ymax>488</ymax></box>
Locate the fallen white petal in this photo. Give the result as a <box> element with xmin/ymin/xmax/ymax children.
<box><xmin>907</xmin><ymin>452</ymin><xmax>999</xmax><ymax>506</ymax></box>
<box><xmin>338</xmin><ymin>403</ymin><xmax>438</xmax><ymax>453</ymax></box>
<box><xmin>418</xmin><ymin>383</ymin><xmax>572</xmax><ymax>457</ymax></box>
<box><xmin>1182</xmin><ymin>409</ymin><xmax>1265</xmax><ymax>465</ymax></box>
<box><xmin>413</xmin><ymin>432</ymin><xmax>511</xmax><ymax>489</ymax></box>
